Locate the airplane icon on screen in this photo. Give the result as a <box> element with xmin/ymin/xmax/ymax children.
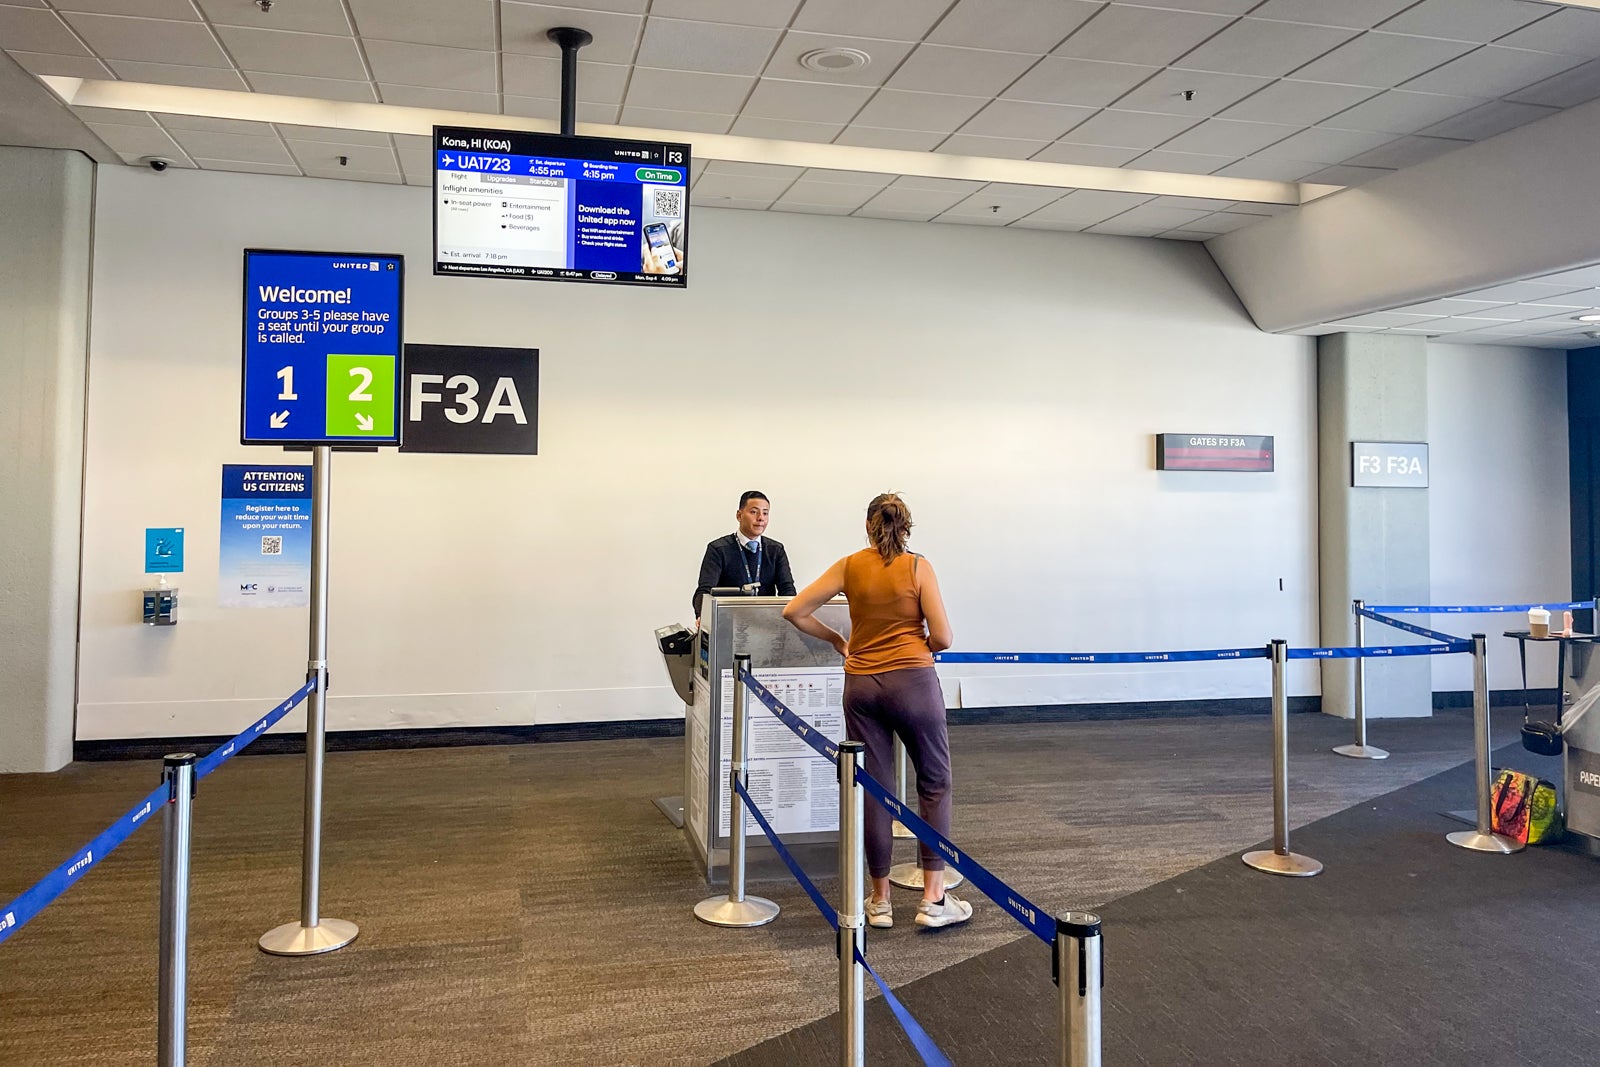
<box><xmin>441</xmin><ymin>154</ymin><xmax>455</xmax><ymax>166</ymax></box>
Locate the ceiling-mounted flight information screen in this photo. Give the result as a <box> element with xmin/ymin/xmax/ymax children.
<box><xmin>432</xmin><ymin>125</ymin><xmax>690</xmax><ymax>288</ymax></box>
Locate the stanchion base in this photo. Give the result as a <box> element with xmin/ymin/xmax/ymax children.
<box><xmin>1332</xmin><ymin>743</ymin><xmax>1389</xmax><ymax>760</ymax></box>
<box><xmin>891</xmin><ymin>820</ymin><xmax>914</xmax><ymax>839</ymax></box>
<box><xmin>887</xmin><ymin>862</ymin><xmax>965</xmax><ymax>890</ymax></box>
<box><xmin>1242</xmin><ymin>850</ymin><xmax>1323</xmax><ymax>877</ymax></box>
<box><xmin>258</xmin><ymin>918</ymin><xmax>359</xmax><ymax>956</ymax></box>
<box><xmin>693</xmin><ymin>895</ymin><xmax>780</xmax><ymax>928</ymax></box>
<box><xmin>1446</xmin><ymin>829</ymin><xmax>1523</xmax><ymax>854</ymax></box>
<box><xmin>653</xmin><ymin>796</ymin><xmax>685</xmax><ymax>828</ymax></box>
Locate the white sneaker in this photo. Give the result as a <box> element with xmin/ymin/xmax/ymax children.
<box><xmin>915</xmin><ymin>891</ymin><xmax>973</xmax><ymax>929</ymax></box>
<box><xmin>865</xmin><ymin>897</ymin><xmax>893</xmax><ymax>929</ymax></box>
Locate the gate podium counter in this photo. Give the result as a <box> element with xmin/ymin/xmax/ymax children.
<box><xmin>685</xmin><ymin>594</ymin><xmax>849</xmax><ymax>884</ymax></box>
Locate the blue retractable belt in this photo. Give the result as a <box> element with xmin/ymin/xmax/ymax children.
<box><xmin>935</xmin><ymin>647</ymin><xmax>1268</xmax><ymax>665</ymax></box>
<box><xmin>196</xmin><ymin>678</ymin><xmax>317</xmax><ymax>779</ymax></box>
<box><xmin>1365</xmin><ymin>601</ymin><xmax>1592</xmax><ymax>614</ymax></box>
<box><xmin>1287</xmin><ymin>641</ymin><xmax>1472</xmax><ymax>660</ymax></box>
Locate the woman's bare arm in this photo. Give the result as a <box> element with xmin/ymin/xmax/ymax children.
<box><xmin>783</xmin><ymin>557</ymin><xmax>850</xmax><ymax>656</ymax></box>
<box><xmin>919</xmin><ymin>561</ymin><xmax>953</xmax><ymax>653</ymax></box>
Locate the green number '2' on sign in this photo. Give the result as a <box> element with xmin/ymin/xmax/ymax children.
<box><xmin>325</xmin><ymin>355</ymin><xmax>394</xmax><ymax>437</ymax></box>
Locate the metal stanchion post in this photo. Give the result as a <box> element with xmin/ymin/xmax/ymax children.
<box><xmin>891</xmin><ymin>737</ymin><xmax>913</xmax><ymax>839</ymax></box>
<box><xmin>158</xmin><ymin>753</ymin><xmax>196</xmax><ymax>1067</ymax></box>
<box><xmin>1334</xmin><ymin>598</ymin><xmax>1388</xmax><ymax>760</ymax></box>
<box><xmin>837</xmin><ymin>740</ymin><xmax>866</xmax><ymax>1067</ymax></box>
<box><xmin>261</xmin><ymin>446</ymin><xmax>358</xmax><ymax>956</ymax></box>
<box><xmin>1054</xmin><ymin>912</ymin><xmax>1103</xmax><ymax>1067</ymax></box>
<box><xmin>1448</xmin><ymin>633</ymin><xmax>1522</xmax><ymax>853</ymax></box>
<box><xmin>696</xmin><ymin>654</ymin><xmax>780</xmax><ymax>927</ymax></box>
<box><xmin>1244</xmin><ymin>640</ymin><xmax>1323</xmax><ymax>876</ymax></box>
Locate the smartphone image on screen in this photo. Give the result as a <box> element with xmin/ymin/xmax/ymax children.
<box><xmin>643</xmin><ymin>222</ymin><xmax>680</xmax><ymax>274</ymax></box>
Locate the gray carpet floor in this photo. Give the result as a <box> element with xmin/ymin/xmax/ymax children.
<box><xmin>0</xmin><ymin>709</ymin><xmax>1531</xmax><ymax>1065</ymax></box>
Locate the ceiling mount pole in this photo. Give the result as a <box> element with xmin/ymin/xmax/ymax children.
<box><xmin>546</xmin><ymin>27</ymin><xmax>593</xmax><ymax>137</ymax></box>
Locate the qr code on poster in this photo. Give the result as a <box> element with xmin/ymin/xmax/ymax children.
<box><xmin>261</xmin><ymin>536</ymin><xmax>283</xmax><ymax>556</ymax></box>
<box><xmin>651</xmin><ymin>187</ymin><xmax>684</xmax><ymax>218</ymax></box>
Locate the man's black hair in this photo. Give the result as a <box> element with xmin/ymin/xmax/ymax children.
<box><xmin>739</xmin><ymin>491</ymin><xmax>769</xmax><ymax>509</ymax></box>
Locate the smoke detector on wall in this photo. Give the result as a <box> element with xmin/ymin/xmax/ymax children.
<box><xmin>798</xmin><ymin>48</ymin><xmax>871</xmax><ymax>73</ymax></box>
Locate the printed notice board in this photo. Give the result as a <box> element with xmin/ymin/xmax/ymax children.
<box><xmin>241</xmin><ymin>249</ymin><xmax>404</xmax><ymax>446</ymax></box>
<box><xmin>219</xmin><ymin>464</ymin><xmax>311</xmax><ymax>608</ymax></box>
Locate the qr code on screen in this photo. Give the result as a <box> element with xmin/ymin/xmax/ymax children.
<box><xmin>651</xmin><ymin>187</ymin><xmax>684</xmax><ymax>218</ymax></box>
<box><xmin>261</xmin><ymin>536</ymin><xmax>283</xmax><ymax>556</ymax></box>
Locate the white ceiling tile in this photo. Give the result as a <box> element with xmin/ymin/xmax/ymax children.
<box><xmin>286</xmin><ymin>140</ymin><xmax>396</xmax><ymax>172</ymax></box>
<box><xmin>1084</xmin><ymin>220</ymin><xmax>1166</xmax><ymax>236</ymax></box>
<box><xmin>728</xmin><ymin>115</ymin><xmax>845</xmax><ymax>141</ymax></box>
<box><xmin>741</xmin><ymin>77</ymin><xmax>871</xmax><ymax>122</ymax></box>
<box><xmin>5</xmin><ymin>50</ymin><xmax>109</xmax><ymax>77</ymax></box>
<box><xmin>504</xmin><ymin>0</ymin><xmax>645</xmax><ymax>11</ymax></box>
<box><xmin>219</xmin><ymin>26</ymin><xmax>367</xmax><ymax>79</ymax></box>
<box><xmin>890</xmin><ymin>175</ymin><xmax>986</xmax><ymax>193</ymax></box>
<box><xmin>55</xmin><ymin>0</ymin><xmax>196</xmax><ymax>17</ymax></box>
<box><xmin>111</xmin><ymin>60</ymin><xmax>249</xmax><ymax>90</ymax></box>
<box><xmin>1055</xmin><ymin>6</ymin><xmax>1234</xmax><ymax>68</ymax></box>
<box><xmin>852</xmin><ymin>88</ymin><xmax>988</xmax><ymax>132</ymax></box>
<box><xmin>1379</xmin><ymin>0</ymin><xmax>1552</xmax><ymax>42</ymax></box>
<box><xmin>833</xmin><ymin>125</ymin><xmax>946</xmax><ymax>150</ymax></box>
<box><xmin>1114</xmin><ymin>69</ymin><xmax>1272</xmax><ymax>117</ymax></box>
<box><xmin>1111</xmin><ymin>0</ymin><xmax>1257</xmax><ymax>14</ymax></box>
<box><xmin>937</xmin><ymin>211</ymin><xmax>1013</xmax><ymax>227</ymax></box>
<box><xmin>1322</xmin><ymin>89</ymin><xmax>1484</xmax><ymax>134</ymax></box>
<box><xmin>247</xmin><ymin>72</ymin><xmax>376</xmax><ymax>101</ymax></box>
<box><xmin>363</xmin><ymin>40</ymin><xmax>496</xmax><ymax>91</ymax></box>
<box><xmin>64</xmin><ymin>13</ymin><xmax>232</xmax><ymax>66</ymax></box>
<box><xmin>1220</xmin><ymin>79</ymin><xmax>1380</xmax><ymax>124</ymax></box>
<box><xmin>1250</xmin><ymin>0</ymin><xmax>1418</xmax><ymax>30</ymax></box>
<box><xmin>854</xmin><ymin>204</ymin><xmax>939</xmax><ymax>222</ymax></box>
<box><xmin>958</xmin><ymin>99</ymin><xmax>1094</xmax><ymax>140</ymax></box>
<box><xmin>637</xmin><ymin>17</ymin><xmax>781</xmax><ymax>75</ymax></box>
<box><xmin>1419</xmin><ymin>98</ymin><xmax>1557</xmax><ymax>139</ymax></box>
<box><xmin>887</xmin><ymin>44</ymin><xmax>1038</xmax><ymax>96</ymax></box>
<box><xmin>1061</xmin><ymin>109</ymin><xmax>1200</xmax><ymax>150</ymax></box>
<box><xmin>72</xmin><ymin>105</ymin><xmax>157</xmax><ymax>126</ymax></box>
<box><xmin>1526</xmin><ymin>265</ymin><xmax>1600</xmax><ymax>288</ymax></box>
<box><xmin>651</xmin><ymin>0</ymin><xmax>801</xmax><ymax>27</ymax></box>
<box><xmin>1147</xmin><ymin>194</ymin><xmax>1236</xmax><ymax>210</ymax></box>
<box><xmin>957</xmin><ymin>184</ymin><xmax>1065</xmax><ymax>211</ymax></box>
<box><xmin>1127</xmin><ymin>149</ymin><xmax>1235</xmax><ymax>174</ymax></box>
<box><xmin>622</xmin><ymin>67</ymin><xmax>751</xmax><ymax>111</ymax></box>
<box><xmin>1343</xmin><ymin>134</ymin><xmax>1468</xmax><ymax>168</ymax></box>
<box><xmin>156</xmin><ymin>113</ymin><xmax>274</xmax><ymax>135</ymax></box>
<box><xmin>1009</xmin><ymin>216</ymin><xmax>1090</xmax><ymax>232</ymax></box>
<box><xmin>275</xmin><ymin>124</ymin><xmax>394</xmax><ymax>146</ymax></box>
<box><xmin>1326</xmin><ymin>311</ymin><xmax>1443</xmax><ymax>328</ymax></box>
<box><xmin>791</xmin><ymin>0</ymin><xmax>952</xmax><ymax>41</ymax></box>
<box><xmin>1030</xmin><ymin>141</ymin><xmax>1144</xmax><ymax>166</ymax></box>
<box><xmin>1178</xmin><ymin>18</ymin><xmax>1357</xmax><ymax>78</ymax></box>
<box><xmin>1462</xmin><ymin>281</ymin><xmax>1592</xmax><ymax>303</ymax></box>
<box><xmin>773</xmin><ymin>180</ymin><xmax>880</xmax><ymax>208</ymax></box>
<box><xmin>1299</xmin><ymin>163</ymin><xmax>1393</xmax><ymax>185</ymax></box>
<box><xmin>1254</xmin><ymin>126</ymin><xmax>1394</xmax><ymax>163</ymax></box>
<box><xmin>1394</xmin><ymin>297</ymin><xmax>1515</xmax><ymax>316</ymax></box>
<box><xmin>1496</xmin><ymin>8</ymin><xmax>1600</xmax><ymax>55</ymax></box>
<box><xmin>86</xmin><ymin>122</ymin><xmax>185</xmax><ymax>158</ymax></box>
<box><xmin>929</xmin><ymin>0</ymin><xmax>1102</xmax><ymax>54</ymax></box>
<box><xmin>1293</xmin><ymin>32</ymin><xmax>1478</xmax><ymax>89</ymax></box>
<box><xmin>302</xmin><ymin>167</ymin><xmax>401</xmax><ymax>184</ymax></box>
<box><xmin>1407</xmin><ymin>315</ymin><xmax>1521</xmax><ymax>332</ymax></box>
<box><xmin>1506</xmin><ymin>56</ymin><xmax>1600</xmax><ymax>107</ymax></box>
<box><xmin>505</xmin><ymin>56</ymin><xmax>626</xmax><ymax>101</ymax></box>
<box><xmin>705</xmin><ymin>159</ymin><xmax>805</xmax><ymax>178</ymax></box>
<box><xmin>194</xmin><ymin>0</ymin><xmax>351</xmax><ymax>35</ymax></box>
<box><xmin>348</xmin><ymin>0</ymin><xmax>496</xmax><ymax>50</ymax></box>
<box><xmin>780</xmin><ymin>202</ymin><xmax>859</xmax><ymax>216</ymax></box>
<box><xmin>858</xmin><ymin>185</ymin><xmax>975</xmax><ymax>216</ymax></box>
<box><xmin>1192</xmin><ymin>210</ymin><xmax>1264</xmax><ymax>233</ymax></box>
<box><xmin>506</xmin><ymin>96</ymin><xmax>620</xmax><ymax>123</ymax></box>
<box><xmin>802</xmin><ymin>168</ymin><xmax>894</xmax><ymax>186</ymax></box>
<box><xmin>1212</xmin><ymin>155</ymin><xmax>1323</xmax><ymax>180</ymax></box>
<box><xmin>935</xmin><ymin>134</ymin><xmax>1050</xmax><ymax>158</ymax></box>
<box><xmin>168</xmin><ymin>129</ymin><xmax>295</xmax><ymax>164</ymax></box>
<box><xmin>378</xmin><ymin>84</ymin><xmax>498</xmax><ymax>110</ymax></box>
<box><xmin>1466</xmin><ymin>301</ymin><xmax>1598</xmax><ymax>321</ymax></box>
<box><xmin>1406</xmin><ymin>46</ymin><xmax>1586</xmax><ymax>98</ymax></box>
<box><xmin>1227</xmin><ymin>201</ymin><xmax>1294</xmax><ymax>215</ymax></box>
<box><xmin>1157</xmin><ymin>118</ymin><xmax>1298</xmax><ymax>155</ymax></box>
<box><xmin>499</xmin><ymin>4</ymin><xmax>642</xmax><ymax>63</ymax></box>
<box><xmin>195</xmin><ymin>158</ymin><xmax>303</xmax><ymax>176</ymax></box>
<box><xmin>1003</xmin><ymin>57</ymin><xmax>1159</xmax><ymax>107</ymax></box>
<box><xmin>1104</xmin><ymin>204</ymin><xmax>1215</xmax><ymax>229</ymax></box>
<box><xmin>765</xmin><ymin>32</ymin><xmax>915</xmax><ymax>86</ymax></box>
<box><xmin>0</xmin><ymin>7</ymin><xmax>90</xmax><ymax>55</ymax></box>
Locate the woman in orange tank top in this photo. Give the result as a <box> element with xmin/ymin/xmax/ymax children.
<box><xmin>783</xmin><ymin>494</ymin><xmax>971</xmax><ymax>929</ymax></box>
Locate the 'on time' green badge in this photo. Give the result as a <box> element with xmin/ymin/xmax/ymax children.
<box><xmin>325</xmin><ymin>354</ymin><xmax>395</xmax><ymax>437</ymax></box>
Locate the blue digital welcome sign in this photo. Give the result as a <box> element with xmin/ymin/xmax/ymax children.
<box><xmin>432</xmin><ymin>125</ymin><xmax>690</xmax><ymax>288</ymax></box>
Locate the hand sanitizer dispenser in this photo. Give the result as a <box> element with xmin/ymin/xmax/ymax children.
<box><xmin>142</xmin><ymin>575</ymin><xmax>178</xmax><ymax>626</ymax></box>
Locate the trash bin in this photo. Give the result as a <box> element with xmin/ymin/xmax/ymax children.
<box><xmin>656</xmin><ymin>623</ymin><xmax>695</xmax><ymax>704</ymax></box>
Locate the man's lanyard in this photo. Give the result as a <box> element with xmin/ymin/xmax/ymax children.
<box><xmin>740</xmin><ymin>539</ymin><xmax>763</xmax><ymax>586</ymax></box>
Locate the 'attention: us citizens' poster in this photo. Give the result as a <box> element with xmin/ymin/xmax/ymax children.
<box><xmin>219</xmin><ymin>464</ymin><xmax>311</xmax><ymax>608</ymax></box>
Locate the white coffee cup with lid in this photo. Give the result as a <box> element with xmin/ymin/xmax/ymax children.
<box><xmin>1530</xmin><ymin>608</ymin><xmax>1551</xmax><ymax>638</ymax></box>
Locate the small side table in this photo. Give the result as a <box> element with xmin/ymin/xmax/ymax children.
<box><xmin>1501</xmin><ymin>630</ymin><xmax>1600</xmax><ymax>724</ymax></box>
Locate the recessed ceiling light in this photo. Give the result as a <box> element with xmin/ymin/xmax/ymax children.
<box><xmin>799</xmin><ymin>48</ymin><xmax>870</xmax><ymax>73</ymax></box>
<box><xmin>1575</xmin><ymin>313</ymin><xmax>1600</xmax><ymax>322</ymax></box>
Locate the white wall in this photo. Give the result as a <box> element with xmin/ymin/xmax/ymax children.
<box><xmin>76</xmin><ymin>165</ymin><xmax>1325</xmax><ymax>739</ymax></box>
<box><xmin>1427</xmin><ymin>342</ymin><xmax>1570</xmax><ymax>693</ymax></box>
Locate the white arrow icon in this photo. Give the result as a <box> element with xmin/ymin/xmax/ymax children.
<box><xmin>354</xmin><ymin>413</ymin><xmax>373</xmax><ymax>432</ymax></box>
<box><xmin>270</xmin><ymin>411</ymin><xmax>290</xmax><ymax>429</ymax></box>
